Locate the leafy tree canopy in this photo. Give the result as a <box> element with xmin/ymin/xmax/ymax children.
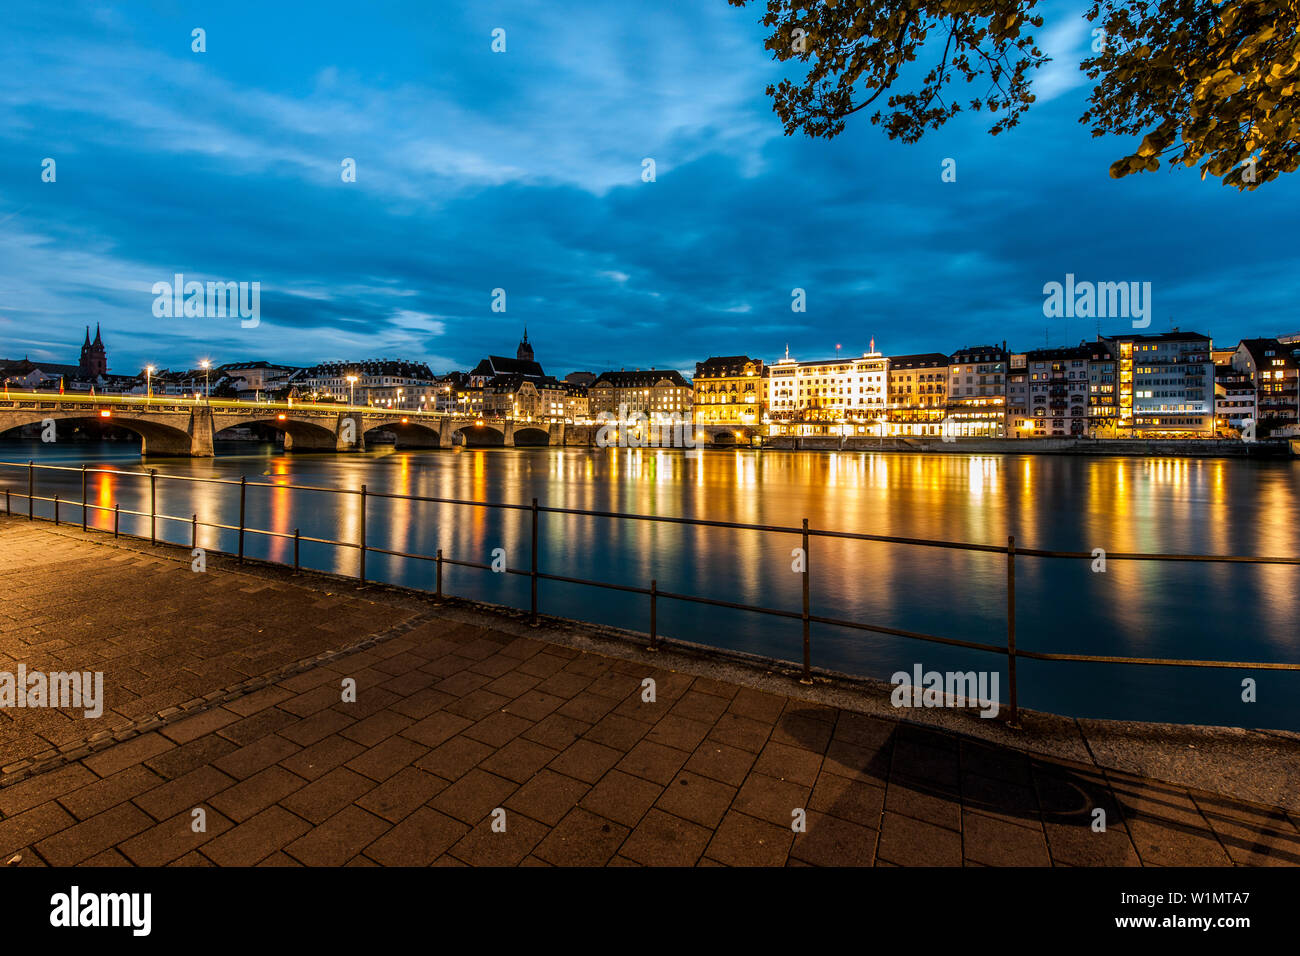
<box><xmin>729</xmin><ymin>0</ymin><xmax>1299</xmax><ymax>189</ymax></box>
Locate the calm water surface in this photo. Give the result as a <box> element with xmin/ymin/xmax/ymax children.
<box><xmin>3</xmin><ymin>439</ymin><xmax>1297</xmax><ymax>730</ymax></box>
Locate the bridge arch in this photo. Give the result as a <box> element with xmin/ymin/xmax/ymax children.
<box><xmin>512</xmin><ymin>426</ymin><xmax>551</xmax><ymax>447</ymax></box>
<box><xmin>0</xmin><ymin>410</ymin><xmax>195</xmax><ymax>456</ymax></box>
<box><xmin>214</xmin><ymin>416</ymin><xmax>341</xmax><ymax>452</ymax></box>
<box><xmin>700</xmin><ymin>424</ymin><xmax>758</xmax><ymax>446</ymax></box>
<box><xmin>362</xmin><ymin>418</ymin><xmax>443</xmax><ymax>450</ymax></box>
<box><xmin>455</xmin><ymin>422</ymin><xmax>506</xmax><ymax>447</ymax></box>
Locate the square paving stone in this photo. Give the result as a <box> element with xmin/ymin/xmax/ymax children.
<box><xmin>876</xmin><ymin>811</ymin><xmax>962</xmax><ymax>866</ymax></box>
<box><xmin>790</xmin><ymin>810</ymin><xmax>877</xmax><ymax>866</ymax></box>
<box><xmin>363</xmin><ymin>807</ymin><xmax>467</xmax><ymax>865</ymax></box>
<box><xmin>284</xmin><ymin>806</ymin><xmax>391</xmax><ymax>866</ymax></box>
<box><xmin>705</xmin><ymin>810</ymin><xmax>793</xmax><ymax>867</ymax></box>
<box><xmin>616</xmin><ymin>740</ymin><xmax>690</xmax><ymax>786</ymax></box>
<box><xmin>431</xmin><ymin>769</ymin><xmax>519</xmax><ymax>825</ymax></box>
<box><xmin>447</xmin><ymin>814</ymin><xmax>549</xmax><ymax>866</ymax></box>
<box><xmin>654</xmin><ymin>771</ymin><xmax>737</xmax><ymax>829</ymax></box>
<box><xmin>684</xmin><ymin>741</ymin><xmax>756</xmax><ymax>788</ymax></box>
<box><xmin>621</xmin><ymin>808</ymin><xmax>713</xmax><ymax>867</ymax></box>
<box><xmin>208</xmin><ymin>766</ymin><xmax>306</xmax><ymax>823</ymax></box>
<box><xmin>356</xmin><ymin>767</ymin><xmax>449</xmax><ymax>823</ymax></box>
<box><xmin>414</xmin><ymin>735</ymin><xmax>495</xmax><ymax>782</ymax></box>
<box><xmin>533</xmin><ymin>807</ymin><xmax>630</xmax><ymax>866</ymax></box>
<box><xmin>580</xmin><ymin>770</ymin><xmax>663</xmax><ymax>829</ymax></box>
<box><xmin>548</xmin><ymin>738</ymin><xmax>623</xmax><ymax>784</ymax></box>
<box><xmin>505</xmin><ymin>769</ymin><xmax>590</xmax><ymax>826</ymax></box>
<box><xmin>479</xmin><ymin>737</ymin><xmax>561</xmax><ymax>784</ymax></box>
<box><xmin>962</xmin><ymin>811</ymin><xmax>1051</xmax><ymax>866</ymax></box>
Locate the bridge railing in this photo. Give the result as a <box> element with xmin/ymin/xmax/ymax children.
<box><xmin>0</xmin><ymin>389</ymin><xmax>449</xmax><ymax>417</ymax></box>
<box><xmin>3</xmin><ymin>458</ymin><xmax>1299</xmax><ymax>727</ymax></box>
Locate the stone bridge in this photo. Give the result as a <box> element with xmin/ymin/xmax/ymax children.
<box><xmin>0</xmin><ymin>395</ymin><xmax>572</xmax><ymax>457</ymax></box>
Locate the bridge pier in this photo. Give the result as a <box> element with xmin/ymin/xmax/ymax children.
<box><xmin>282</xmin><ymin>430</ymin><xmax>339</xmax><ymax>452</ymax></box>
<box><xmin>335</xmin><ymin>413</ymin><xmax>365</xmax><ymax>452</ymax></box>
<box><xmin>187</xmin><ymin>406</ymin><xmax>215</xmax><ymax>457</ymax></box>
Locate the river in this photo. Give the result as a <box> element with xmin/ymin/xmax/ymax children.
<box><xmin>2</xmin><ymin>439</ymin><xmax>1297</xmax><ymax>731</ymax></box>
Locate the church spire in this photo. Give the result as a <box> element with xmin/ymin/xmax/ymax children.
<box><xmin>93</xmin><ymin>323</ymin><xmax>102</xmax><ymax>346</ymax></box>
<box><xmin>516</xmin><ymin>327</ymin><xmax>534</xmax><ymax>363</ymax></box>
<box><xmin>83</xmin><ymin>326</ymin><xmax>91</xmax><ymax>347</ymax></box>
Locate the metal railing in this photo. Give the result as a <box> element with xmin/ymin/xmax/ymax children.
<box><xmin>4</xmin><ymin>458</ymin><xmax>1299</xmax><ymax>727</ymax></box>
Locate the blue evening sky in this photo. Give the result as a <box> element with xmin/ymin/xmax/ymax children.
<box><xmin>1</xmin><ymin>0</ymin><xmax>1296</xmax><ymax>377</ymax></box>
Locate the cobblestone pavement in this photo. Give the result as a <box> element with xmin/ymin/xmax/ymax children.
<box><xmin>3</xmin><ymin>519</ymin><xmax>1299</xmax><ymax>866</ymax></box>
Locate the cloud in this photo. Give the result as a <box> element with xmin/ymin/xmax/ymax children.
<box><xmin>0</xmin><ymin>0</ymin><xmax>1296</xmax><ymax>379</ymax></box>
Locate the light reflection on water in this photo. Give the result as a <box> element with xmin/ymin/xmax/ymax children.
<box><xmin>3</xmin><ymin>439</ymin><xmax>1298</xmax><ymax>730</ymax></box>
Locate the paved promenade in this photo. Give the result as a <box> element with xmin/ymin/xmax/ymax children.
<box><xmin>2</xmin><ymin>518</ymin><xmax>1299</xmax><ymax>866</ymax></box>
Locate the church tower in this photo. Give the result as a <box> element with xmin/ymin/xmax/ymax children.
<box><xmin>516</xmin><ymin>327</ymin><xmax>534</xmax><ymax>363</ymax></box>
<box><xmin>79</xmin><ymin>324</ymin><xmax>108</xmax><ymax>378</ymax></box>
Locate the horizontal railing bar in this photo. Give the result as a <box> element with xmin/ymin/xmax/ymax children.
<box><xmin>1014</xmin><ymin>649</ymin><xmax>1300</xmax><ymax>670</ymax></box>
<box><xmin>538</xmin><ymin>503</ymin><xmax>802</xmax><ymax>536</ymax></box>
<box><xmin>808</xmin><ymin>613</ymin><xmax>1009</xmax><ymax>654</ymax></box>
<box><xmin>440</xmin><ymin>557</ymin><xmax>492</xmax><ymax>572</ymax></box>
<box><xmin>365</xmin><ymin>489</ymin><xmax>531</xmax><ymax>510</ymax></box>
<box><xmin>364</xmin><ymin>544</ymin><xmax>436</xmax><ymax>561</ymax></box>
<box><xmin>536</xmin><ymin>571</ymin><xmax>651</xmax><ymax>597</ymax></box>
<box><xmin>1013</xmin><ymin>547</ymin><xmax>1300</xmax><ymax>565</ymax></box>
<box><xmin>653</xmin><ymin>587</ymin><xmax>804</xmax><ymax>620</ymax></box>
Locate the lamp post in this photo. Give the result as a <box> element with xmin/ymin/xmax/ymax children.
<box><xmin>347</xmin><ymin>374</ymin><xmax>358</xmax><ymax>408</ymax></box>
<box><xmin>200</xmin><ymin>359</ymin><xmax>211</xmax><ymax>403</ymax></box>
<box><xmin>145</xmin><ymin>365</ymin><xmax>154</xmax><ymax>401</ymax></box>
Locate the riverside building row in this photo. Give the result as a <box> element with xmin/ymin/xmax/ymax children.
<box><xmin>7</xmin><ymin>328</ymin><xmax>1298</xmax><ymax>438</ymax></box>
<box><xmin>693</xmin><ymin>331</ymin><xmax>1300</xmax><ymax>439</ymax></box>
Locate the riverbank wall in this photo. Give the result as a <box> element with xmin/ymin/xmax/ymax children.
<box><xmin>760</xmin><ymin>436</ymin><xmax>1293</xmax><ymax>458</ymax></box>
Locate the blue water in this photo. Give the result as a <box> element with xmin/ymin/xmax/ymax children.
<box><xmin>2</xmin><ymin>438</ymin><xmax>1297</xmax><ymax>731</ymax></box>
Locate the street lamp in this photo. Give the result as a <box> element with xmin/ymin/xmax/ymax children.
<box><xmin>200</xmin><ymin>359</ymin><xmax>211</xmax><ymax>403</ymax></box>
<box><xmin>346</xmin><ymin>374</ymin><xmax>358</xmax><ymax>407</ymax></box>
<box><xmin>145</xmin><ymin>365</ymin><xmax>154</xmax><ymax>401</ymax></box>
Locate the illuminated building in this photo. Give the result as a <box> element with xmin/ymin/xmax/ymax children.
<box><xmin>1214</xmin><ymin>364</ymin><xmax>1257</xmax><ymax>434</ymax></box>
<box><xmin>1022</xmin><ymin>344</ymin><xmax>1093</xmax><ymax>438</ymax></box>
<box><xmin>1232</xmin><ymin>338</ymin><xmax>1299</xmax><ymax>433</ymax></box>
<box><xmin>692</xmin><ymin>355</ymin><xmax>765</xmax><ymax>429</ymax></box>
<box><xmin>1101</xmin><ymin>331</ymin><xmax>1214</xmax><ymax>436</ymax></box>
<box><xmin>588</xmin><ymin>369</ymin><xmax>693</xmax><ymax>421</ymax></box>
<box><xmin>886</xmin><ymin>353</ymin><xmax>948</xmax><ymax>436</ymax></box>
<box><xmin>946</xmin><ymin>344</ymin><xmax>1007</xmax><ymax>437</ymax></box>
<box><xmin>765</xmin><ymin>344</ymin><xmax>890</xmax><ymax>437</ymax></box>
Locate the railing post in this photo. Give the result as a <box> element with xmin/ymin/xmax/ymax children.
<box><xmin>27</xmin><ymin>460</ymin><xmax>33</xmax><ymax>520</ymax></box>
<box><xmin>649</xmin><ymin>579</ymin><xmax>658</xmax><ymax>649</ymax></box>
<box><xmin>1006</xmin><ymin>535</ymin><xmax>1019</xmax><ymax>727</ymax></box>
<box><xmin>191</xmin><ymin>514</ymin><xmax>198</xmax><ymax>550</ymax></box>
<box><xmin>238</xmin><ymin>476</ymin><xmax>246</xmax><ymax>563</ymax></box>
<box><xmin>149</xmin><ymin>468</ymin><xmax>157</xmax><ymax>544</ymax></box>
<box><xmin>4</xmin><ymin>488</ymin><xmax>9</xmax><ymax>515</ymax></box>
<box><xmin>436</xmin><ymin>548</ymin><xmax>444</xmax><ymax>602</ymax></box>
<box><xmin>358</xmin><ymin>484</ymin><xmax>367</xmax><ymax>582</ymax></box>
<box><xmin>114</xmin><ymin>503</ymin><xmax>119</xmax><ymax>537</ymax></box>
<box><xmin>81</xmin><ymin>465</ymin><xmax>87</xmax><ymax>531</ymax></box>
<box><xmin>530</xmin><ymin>498</ymin><xmax>539</xmax><ymax>625</ymax></box>
<box><xmin>293</xmin><ymin>529</ymin><xmax>300</xmax><ymax>572</ymax></box>
<box><xmin>54</xmin><ymin>494</ymin><xmax>59</xmax><ymax>525</ymax></box>
<box><xmin>800</xmin><ymin>518</ymin><xmax>812</xmax><ymax>684</ymax></box>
